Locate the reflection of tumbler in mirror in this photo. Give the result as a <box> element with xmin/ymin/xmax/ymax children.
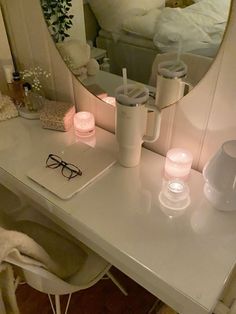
<box><xmin>155</xmin><ymin>60</ymin><xmax>192</xmax><ymax>109</ymax></box>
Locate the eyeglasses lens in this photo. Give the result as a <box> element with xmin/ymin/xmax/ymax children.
<box><xmin>62</xmin><ymin>163</ymin><xmax>82</xmax><ymax>180</ymax></box>
<box><xmin>46</xmin><ymin>154</ymin><xmax>62</xmax><ymax>169</ymax></box>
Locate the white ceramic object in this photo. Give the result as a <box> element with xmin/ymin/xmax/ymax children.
<box><xmin>203</xmin><ymin>140</ymin><xmax>236</xmax><ymax>211</ymax></box>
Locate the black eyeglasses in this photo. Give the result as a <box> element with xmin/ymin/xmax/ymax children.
<box><xmin>46</xmin><ymin>154</ymin><xmax>82</xmax><ymax>180</ymax></box>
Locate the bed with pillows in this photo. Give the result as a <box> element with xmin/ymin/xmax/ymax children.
<box><xmin>86</xmin><ymin>0</ymin><xmax>230</xmax><ymax>84</ymax></box>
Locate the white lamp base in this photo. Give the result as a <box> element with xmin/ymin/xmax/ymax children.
<box><xmin>204</xmin><ymin>183</ymin><xmax>236</xmax><ymax>212</ymax></box>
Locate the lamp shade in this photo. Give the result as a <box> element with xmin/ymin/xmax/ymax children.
<box><xmin>203</xmin><ymin>140</ymin><xmax>236</xmax><ymax>211</ymax></box>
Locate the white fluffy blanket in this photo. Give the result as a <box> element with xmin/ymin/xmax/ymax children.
<box><xmin>0</xmin><ymin>226</ymin><xmax>87</xmax><ymax>314</ymax></box>
<box><xmin>153</xmin><ymin>0</ymin><xmax>230</xmax><ymax>52</ymax></box>
<box><xmin>0</xmin><ymin>263</ymin><xmax>18</xmax><ymax>314</ymax></box>
<box><xmin>121</xmin><ymin>0</ymin><xmax>230</xmax><ymax>54</ymax></box>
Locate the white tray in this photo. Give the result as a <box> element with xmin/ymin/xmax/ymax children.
<box><xmin>27</xmin><ymin>141</ymin><xmax>116</xmax><ymax>199</ymax></box>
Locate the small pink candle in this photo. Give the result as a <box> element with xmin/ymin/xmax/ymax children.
<box><xmin>74</xmin><ymin>111</ymin><xmax>95</xmax><ymax>137</ymax></box>
<box><xmin>165</xmin><ymin>148</ymin><xmax>193</xmax><ymax>180</ymax></box>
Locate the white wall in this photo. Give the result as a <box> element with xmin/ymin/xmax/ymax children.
<box><xmin>68</xmin><ymin>0</ymin><xmax>86</xmax><ymax>43</ymax></box>
<box><xmin>198</xmin><ymin>1</ymin><xmax>236</xmax><ymax>169</ymax></box>
<box><xmin>0</xmin><ymin>0</ymin><xmax>235</xmax><ymax>172</ymax></box>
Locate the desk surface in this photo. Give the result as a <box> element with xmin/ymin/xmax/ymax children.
<box><xmin>0</xmin><ymin>117</ymin><xmax>236</xmax><ymax>314</ymax></box>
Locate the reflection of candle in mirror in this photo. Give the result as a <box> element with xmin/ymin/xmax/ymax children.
<box><xmin>102</xmin><ymin>96</ymin><xmax>116</xmax><ymax>107</ymax></box>
<box><xmin>74</xmin><ymin>111</ymin><xmax>95</xmax><ymax>138</ymax></box>
<box><xmin>165</xmin><ymin>148</ymin><xmax>193</xmax><ymax>180</ymax></box>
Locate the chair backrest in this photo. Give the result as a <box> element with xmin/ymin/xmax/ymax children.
<box><xmin>149</xmin><ymin>52</ymin><xmax>213</xmax><ymax>87</ymax></box>
<box><xmin>6</xmin><ymin>251</ymin><xmax>79</xmax><ymax>295</ymax></box>
<box><xmin>6</xmin><ymin>245</ymin><xmax>110</xmax><ymax>295</ymax></box>
<box><xmin>3</xmin><ymin>204</ymin><xmax>111</xmax><ymax>296</ymax></box>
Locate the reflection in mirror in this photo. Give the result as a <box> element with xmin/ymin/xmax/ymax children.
<box><xmin>40</xmin><ymin>0</ymin><xmax>231</xmax><ymax>106</ymax></box>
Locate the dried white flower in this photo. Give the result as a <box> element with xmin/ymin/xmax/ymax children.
<box><xmin>21</xmin><ymin>66</ymin><xmax>51</xmax><ymax>93</ymax></box>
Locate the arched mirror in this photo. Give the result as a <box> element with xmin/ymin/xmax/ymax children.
<box><xmin>40</xmin><ymin>0</ymin><xmax>231</xmax><ymax>106</ymax></box>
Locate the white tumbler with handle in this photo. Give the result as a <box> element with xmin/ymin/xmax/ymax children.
<box><xmin>115</xmin><ymin>84</ymin><xmax>161</xmax><ymax>167</ymax></box>
<box><xmin>155</xmin><ymin>60</ymin><xmax>192</xmax><ymax>109</ymax></box>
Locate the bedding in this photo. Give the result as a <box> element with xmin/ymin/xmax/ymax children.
<box><xmin>87</xmin><ymin>0</ymin><xmax>165</xmax><ymax>36</ymax></box>
<box><xmin>87</xmin><ymin>0</ymin><xmax>229</xmax><ymax>83</ymax></box>
<box><xmin>96</xmin><ymin>31</ymin><xmax>158</xmax><ymax>83</ymax></box>
<box><xmin>153</xmin><ymin>0</ymin><xmax>230</xmax><ymax>52</ymax></box>
<box><xmin>91</xmin><ymin>0</ymin><xmax>229</xmax><ymax>56</ymax></box>
<box><xmin>119</xmin><ymin>0</ymin><xmax>230</xmax><ymax>53</ymax></box>
<box><xmin>98</xmin><ymin>29</ymin><xmax>157</xmax><ymax>50</ymax></box>
<box><xmin>122</xmin><ymin>8</ymin><xmax>162</xmax><ymax>40</ymax></box>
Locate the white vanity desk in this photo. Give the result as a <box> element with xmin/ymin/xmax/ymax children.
<box><xmin>0</xmin><ymin>117</ymin><xmax>236</xmax><ymax>314</ymax></box>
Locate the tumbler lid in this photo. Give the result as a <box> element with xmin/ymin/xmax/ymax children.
<box><xmin>158</xmin><ymin>60</ymin><xmax>187</xmax><ymax>79</ymax></box>
<box><xmin>115</xmin><ymin>84</ymin><xmax>149</xmax><ymax>106</ymax></box>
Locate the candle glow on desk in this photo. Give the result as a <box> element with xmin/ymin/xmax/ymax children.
<box><xmin>74</xmin><ymin>111</ymin><xmax>95</xmax><ymax>138</ymax></box>
<box><xmin>165</xmin><ymin>148</ymin><xmax>193</xmax><ymax>180</ymax></box>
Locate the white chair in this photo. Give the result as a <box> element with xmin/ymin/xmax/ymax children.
<box><xmin>149</xmin><ymin>52</ymin><xmax>213</xmax><ymax>87</ymax></box>
<box><xmin>0</xmin><ymin>199</ymin><xmax>127</xmax><ymax>314</ymax></box>
<box><xmin>6</xmin><ymin>244</ymin><xmax>127</xmax><ymax>314</ymax></box>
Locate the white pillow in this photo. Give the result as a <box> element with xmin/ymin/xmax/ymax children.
<box><xmin>122</xmin><ymin>9</ymin><xmax>162</xmax><ymax>39</ymax></box>
<box><xmin>56</xmin><ymin>40</ymin><xmax>90</xmax><ymax>68</ymax></box>
<box><xmin>88</xmin><ymin>0</ymin><xmax>165</xmax><ymax>34</ymax></box>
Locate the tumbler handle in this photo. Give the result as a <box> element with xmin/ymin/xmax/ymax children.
<box><xmin>143</xmin><ymin>104</ymin><xmax>161</xmax><ymax>143</ymax></box>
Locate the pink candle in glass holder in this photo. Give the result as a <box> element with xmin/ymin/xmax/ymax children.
<box><xmin>74</xmin><ymin>111</ymin><xmax>95</xmax><ymax>137</ymax></box>
<box><xmin>165</xmin><ymin>148</ymin><xmax>193</xmax><ymax>180</ymax></box>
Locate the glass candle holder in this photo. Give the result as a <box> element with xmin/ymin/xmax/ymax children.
<box><xmin>74</xmin><ymin>111</ymin><xmax>95</xmax><ymax>138</ymax></box>
<box><xmin>165</xmin><ymin>148</ymin><xmax>193</xmax><ymax>180</ymax></box>
<box><xmin>159</xmin><ymin>179</ymin><xmax>190</xmax><ymax>210</ymax></box>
